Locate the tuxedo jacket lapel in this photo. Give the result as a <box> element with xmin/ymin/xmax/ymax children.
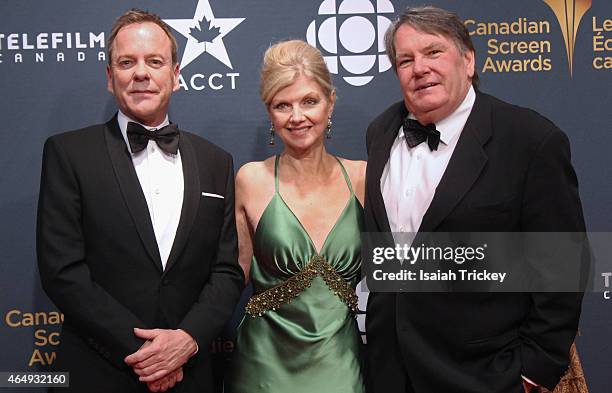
<box><xmin>104</xmin><ymin>116</ymin><xmax>163</xmax><ymax>271</ymax></box>
<box><xmin>164</xmin><ymin>133</ymin><xmax>200</xmax><ymax>274</ymax></box>
<box><xmin>419</xmin><ymin>92</ymin><xmax>492</xmax><ymax>232</ymax></box>
<box><xmin>369</xmin><ymin>103</ymin><xmax>408</xmax><ymax>233</ymax></box>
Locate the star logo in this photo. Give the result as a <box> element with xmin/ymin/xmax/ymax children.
<box><xmin>164</xmin><ymin>0</ymin><xmax>245</xmax><ymax>70</ymax></box>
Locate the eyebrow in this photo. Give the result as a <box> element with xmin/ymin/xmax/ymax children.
<box><xmin>115</xmin><ymin>51</ymin><xmax>167</xmax><ymax>58</ymax></box>
<box><xmin>423</xmin><ymin>42</ymin><xmax>446</xmax><ymax>52</ymax></box>
<box><xmin>396</xmin><ymin>42</ymin><xmax>447</xmax><ymax>57</ymax></box>
<box><xmin>271</xmin><ymin>91</ymin><xmax>322</xmax><ymax>103</ymax></box>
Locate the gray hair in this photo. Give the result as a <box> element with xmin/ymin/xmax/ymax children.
<box><xmin>384</xmin><ymin>5</ymin><xmax>479</xmax><ymax>88</ymax></box>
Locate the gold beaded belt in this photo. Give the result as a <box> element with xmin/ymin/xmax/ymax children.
<box><xmin>245</xmin><ymin>255</ymin><xmax>358</xmax><ymax>317</ymax></box>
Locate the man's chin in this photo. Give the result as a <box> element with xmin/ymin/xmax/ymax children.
<box><xmin>406</xmin><ymin>103</ymin><xmax>448</xmax><ymax>123</ymax></box>
<box><xmin>125</xmin><ymin>108</ymin><xmax>165</xmax><ymax>126</ymax></box>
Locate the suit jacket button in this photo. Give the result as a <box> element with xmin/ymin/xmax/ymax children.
<box><xmin>162</xmin><ymin>279</ymin><xmax>171</xmax><ymax>286</ymax></box>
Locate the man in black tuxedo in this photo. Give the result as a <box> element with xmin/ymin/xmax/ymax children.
<box><xmin>364</xmin><ymin>6</ymin><xmax>586</xmax><ymax>393</ymax></box>
<box><xmin>37</xmin><ymin>9</ymin><xmax>243</xmax><ymax>392</ymax></box>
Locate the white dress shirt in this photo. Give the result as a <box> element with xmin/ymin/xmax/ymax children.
<box><xmin>381</xmin><ymin>86</ymin><xmax>476</xmax><ymax>234</ymax></box>
<box><xmin>118</xmin><ymin>111</ymin><xmax>184</xmax><ymax>270</ymax></box>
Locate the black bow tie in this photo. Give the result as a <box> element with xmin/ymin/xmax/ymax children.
<box><xmin>403</xmin><ymin>118</ymin><xmax>440</xmax><ymax>151</ymax></box>
<box><xmin>126</xmin><ymin>122</ymin><xmax>180</xmax><ymax>155</ymax></box>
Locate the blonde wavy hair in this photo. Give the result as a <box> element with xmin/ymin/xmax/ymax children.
<box><xmin>260</xmin><ymin>40</ymin><xmax>335</xmax><ymax>106</ymax></box>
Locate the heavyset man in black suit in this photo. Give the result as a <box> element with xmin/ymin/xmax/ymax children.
<box><xmin>364</xmin><ymin>6</ymin><xmax>586</xmax><ymax>393</ymax></box>
<box><xmin>37</xmin><ymin>9</ymin><xmax>243</xmax><ymax>392</ymax></box>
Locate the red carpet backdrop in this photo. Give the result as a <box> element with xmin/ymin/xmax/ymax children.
<box><xmin>1</xmin><ymin>0</ymin><xmax>610</xmax><ymax>391</ymax></box>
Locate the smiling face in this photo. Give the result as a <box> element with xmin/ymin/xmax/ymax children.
<box><xmin>106</xmin><ymin>22</ymin><xmax>179</xmax><ymax>126</ymax></box>
<box><xmin>268</xmin><ymin>74</ymin><xmax>335</xmax><ymax>153</ymax></box>
<box><xmin>394</xmin><ymin>24</ymin><xmax>474</xmax><ymax>124</ymax></box>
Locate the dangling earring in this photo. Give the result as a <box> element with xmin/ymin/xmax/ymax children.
<box><xmin>269</xmin><ymin>123</ymin><xmax>275</xmax><ymax>145</ymax></box>
<box><xmin>326</xmin><ymin>117</ymin><xmax>332</xmax><ymax>139</ymax></box>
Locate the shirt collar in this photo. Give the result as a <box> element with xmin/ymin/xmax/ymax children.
<box><xmin>117</xmin><ymin>110</ymin><xmax>170</xmax><ymax>154</ymax></box>
<box><xmin>402</xmin><ymin>85</ymin><xmax>476</xmax><ymax>145</ymax></box>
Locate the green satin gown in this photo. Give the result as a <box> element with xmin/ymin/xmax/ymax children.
<box><xmin>226</xmin><ymin>155</ymin><xmax>365</xmax><ymax>393</ymax></box>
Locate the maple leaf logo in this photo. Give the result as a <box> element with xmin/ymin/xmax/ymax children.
<box><xmin>189</xmin><ymin>20</ymin><xmax>222</xmax><ymax>44</ymax></box>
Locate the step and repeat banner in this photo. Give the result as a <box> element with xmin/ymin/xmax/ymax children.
<box><xmin>1</xmin><ymin>0</ymin><xmax>610</xmax><ymax>391</ymax></box>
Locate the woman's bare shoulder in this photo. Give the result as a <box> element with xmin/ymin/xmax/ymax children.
<box><xmin>337</xmin><ymin>157</ymin><xmax>366</xmax><ymax>178</ymax></box>
<box><xmin>236</xmin><ymin>157</ymin><xmax>276</xmax><ymax>187</ymax></box>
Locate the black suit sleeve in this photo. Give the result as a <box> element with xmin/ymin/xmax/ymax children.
<box><xmin>366</xmin><ymin>122</ymin><xmax>374</xmax><ymax>154</ymax></box>
<box><xmin>519</xmin><ymin>126</ymin><xmax>587</xmax><ymax>389</ymax></box>
<box><xmin>36</xmin><ymin>137</ymin><xmax>147</xmax><ymax>369</ymax></box>
<box><xmin>178</xmin><ymin>155</ymin><xmax>243</xmax><ymax>350</ymax></box>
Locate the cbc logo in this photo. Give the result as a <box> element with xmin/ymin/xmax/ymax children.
<box><xmin>306</xmin><ymin>0</ymin><xmax>395</xmax><ymax>87</ymax></box>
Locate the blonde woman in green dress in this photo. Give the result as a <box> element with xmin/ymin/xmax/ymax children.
<box><xmin>225</xmin><ymin>40</ymin><xmax>366</xmax><ymax>393</ymax></box>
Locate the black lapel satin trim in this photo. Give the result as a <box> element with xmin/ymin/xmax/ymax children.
<box><xmin>104</xmin><ymin>115</ymin><xmax>163</xmax><ymax>271</ymax></box>
<box><xmin>164</xmin><ymin>132</ymin><xmax>200</xmax><ymax>274</ymax></box>
<box><xmin>368</xmin><ymin>103</ymin><xmax>408</xmax><ymax>233</ymax></box>
<box><xmin>419</xmin><ymin>92</ymin><xmax>492</xmax><ymax>232</ymax></box>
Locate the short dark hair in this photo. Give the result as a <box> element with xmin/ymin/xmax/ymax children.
<box><xmin>384</xmin><ymin>5</ymin><xmax>479</xmax><ymax>88</ymax></box>
<box><xmin>107</xmin><ymin>8</ymin><xmax>178</xmax><ymax>66</ymax></box>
